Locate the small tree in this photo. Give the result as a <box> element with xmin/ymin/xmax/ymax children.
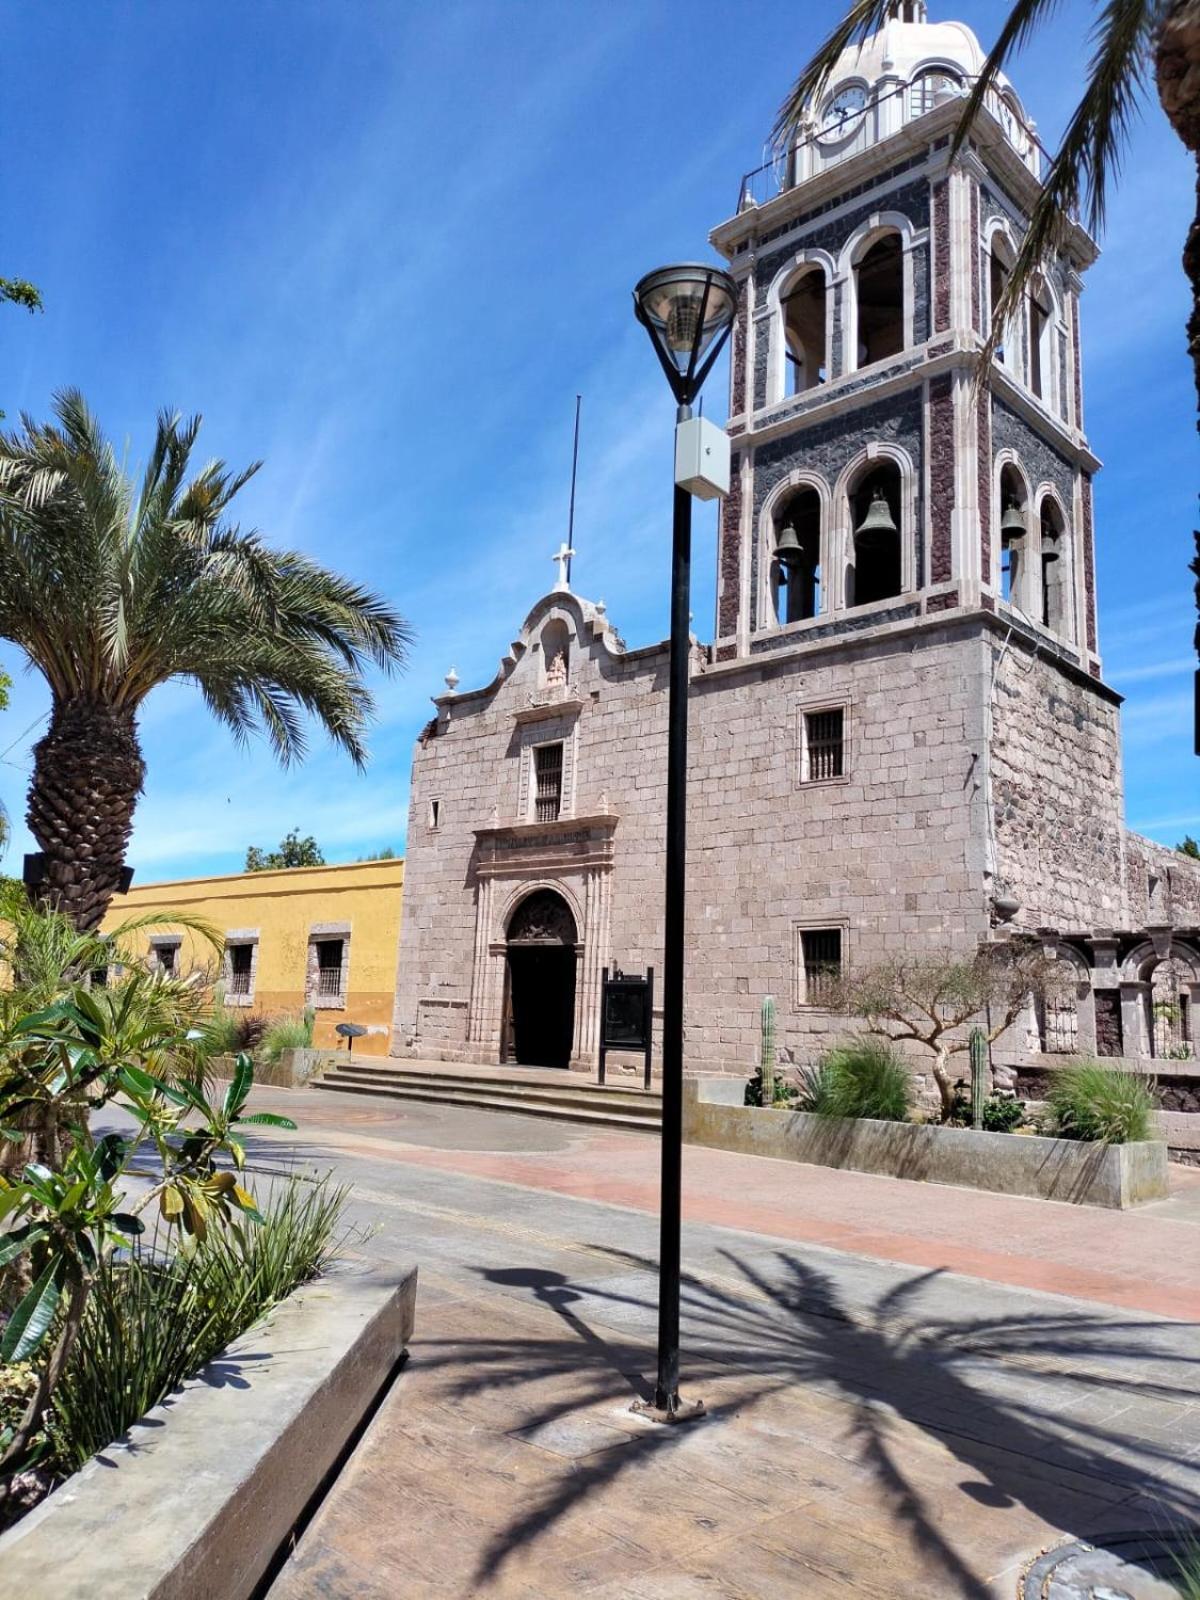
<box><xmin>1177</xmin><ymin>835</ymin><xmax>1200</xmax><ymax>859</ymax></box>
<box><xmin>245</xmin><ymin>829</ymin><xmax>325</xmax><ymax>872</ymax></box>
<box><xmin>833</xmin><ymin>945</ymin><xmax>1071</xmax><ymax>1123</ymax></box>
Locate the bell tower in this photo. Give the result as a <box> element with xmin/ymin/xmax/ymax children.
<box><xmin>709</xmin><ymin>5</ymin><xmax>1102</xmax><ymax>679</ymax></box>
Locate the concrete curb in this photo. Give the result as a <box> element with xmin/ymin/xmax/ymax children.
<box><xmin>0</xmin><ymin>1256</ymin><xmax>417</xmax><ymax>1600</ymax></box>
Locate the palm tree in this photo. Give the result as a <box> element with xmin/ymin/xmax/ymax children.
<box><xmin>0</xmin><ymin>389</ymin><xmax>412</xmax><ymax>929</ymax></box>
<box><xmin>774</xmin><ymin>1</ymin><xmax>1200</xmax><ymax>720</ymax></box>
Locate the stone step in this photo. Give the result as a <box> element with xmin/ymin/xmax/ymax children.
<box><xmin>319</xmin><ymin>1065</ymin><xmax>660</xmax><ymax>1114</ymax></box>
<box><xmin>313</xmin><ymin>1073</ymin><xmax>661</xmax><ymax>1131</ymax></box>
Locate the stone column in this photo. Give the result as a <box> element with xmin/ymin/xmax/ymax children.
<box><xmin>1120</xmin><ymin>982</ymin><xmax>1150</xmax><ymax>1061</ymax></box>
<box><xmin>467</xmin><ymin>877</ymin><xmax>495</xmax><ymax>1047</ymax></box>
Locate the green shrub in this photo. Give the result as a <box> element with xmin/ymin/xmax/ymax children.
<box><xmin>47</xmin><ymin>1176</ymin><xmax>346</xmax><ymax>1473</ymax></box>
<box><xmin>1047</xmin><ymin>1062</ymin><xmax>1155</xmax><ymax>1145</ymax></box>
<box><xmin>1174</xmin><ymin>1537</ymin><xmax>1200</xmax><ymax>1600</ymax></box>
<box><xmin>203</xmin><ymin>1007</ymin><xmax>242</xmax><ymax>1057</ymax></box>
<box><xmin>981</xmin><ymin>1096</ymin><xmax>1026</xmax><ymax>1133</ymax></box>
<box><xmin>744</xmin><ymin>1067</ymin><xmax>795</xmax><ymax>1107</ymax></box>
<box><xmin>797</xmin><ymin>1038</ymin><xmax>913</xmax><ymax>1122</ymax></box>
<box><xmin>261</xmin><ymin>1011</ymin><xmax>315</xmax><ymax>1066</ymax></box>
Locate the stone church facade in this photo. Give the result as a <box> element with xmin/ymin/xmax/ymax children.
<box><xmin>391</xmin><ymin>4</ymin><xmax>1200</xmax><ymax>1085</ymax></box>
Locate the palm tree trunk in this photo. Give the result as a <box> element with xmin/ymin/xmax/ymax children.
<box><xmin>26</xmin><ymin>697</ymin><xmax>144</xmax><ymax>931</ymax></box>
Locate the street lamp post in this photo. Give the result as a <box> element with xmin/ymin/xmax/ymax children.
<box><xmin>631</xmin><ymin>263</ymin><xmax>737</xmax><ymax>1423</ymax></box>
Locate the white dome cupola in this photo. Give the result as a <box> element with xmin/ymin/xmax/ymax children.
<box><xmin>789</xmin><ymin>3</ymin><xmax>1036</xmax><ymax>185</ymax></box>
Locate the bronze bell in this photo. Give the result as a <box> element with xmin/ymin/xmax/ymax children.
<box><xmin>855</xmin><ymin>490</ymin><xmax>897</xmax><ymax>550</ymax></box>
<box><xmin>1001</xmin><ymin>498</ymin><xmax>1026</xmax><ymax>537</ymax></box>
<box><xmin>775</xmin><ymin>523</ymin><xmax>803</xmax><ymax>564</ymax></box>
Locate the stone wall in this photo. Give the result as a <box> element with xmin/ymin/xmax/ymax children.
<box><xmin>988</xmin><ymin>636</ymin><xmax>1126</xmax><ymax>928</ymax></box>
<box><xmin>393</xmin><ymin>594</ymin><xmax>993</xmax><ymax>1078</ymax></box>
<box><xmin>1124</xmin><ymin>832</ymin><xmax>1200</xmax><ymax>927</ymax></box>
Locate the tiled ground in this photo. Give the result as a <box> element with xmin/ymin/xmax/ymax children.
<box><xmin>222</xmin><ymin>1088</ymin><xmax>1200</xmax><ymax>1598</ymax></box>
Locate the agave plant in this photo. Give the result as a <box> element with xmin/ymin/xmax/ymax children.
<box><xmin>0</xmin><ymin>390</ymin><xmax>412</xmax><ymax>929</ymax></box>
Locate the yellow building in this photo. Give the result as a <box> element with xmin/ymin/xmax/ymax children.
<box><xmin>103</xmin><ymin>858</ymin><xmax>404</xmax><ymax>1057</ymax></box>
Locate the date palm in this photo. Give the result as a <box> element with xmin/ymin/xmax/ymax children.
<box><xmin>0</xmin><ymin>389</ymin><xmax>412</xmax><ymax>928</ymax></box>
<box><xmin>775</xmin><ymin>1</ymin><xmax>1200</xmax><ymax>711</ymax></box>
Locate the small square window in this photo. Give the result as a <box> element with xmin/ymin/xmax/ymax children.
<box><xmin>534</xmin><ymin>743</ymin><xmax>564</xmax><ymax>823</ymax></box>
<box><xmin>152</xmin><ymin>941</ymin><xmax>181</xmax><ymax>976</ymax></box>
<box><xmin>801</xmin><ymin>707</ymin><xmax>845</xmax><ymax>783</ymax></box>
<box><xmin>799</xmin><ymin>927</ymin><xmax>842</xmax><ymax>1007</ymax></box>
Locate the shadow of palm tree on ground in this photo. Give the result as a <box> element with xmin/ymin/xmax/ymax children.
<box><xmin>413</xmin><ymin>1249</ymin><xmax>1200</xmax><ymax>1595</ymax></box>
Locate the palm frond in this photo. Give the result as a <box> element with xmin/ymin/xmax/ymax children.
<box><xmin>0</xmin><ymin>394</ymin><xmax>412</xmax><ymax>768</ymax></box>
<box><xmin>978</xmin><ymin>0</ymin><xmax>1155</xmax><ymax>372</ymax></box>
<box><xmin>771</xmin><ymin>0</ymin><xmax>897</xmax><ymax>150</ymax></box>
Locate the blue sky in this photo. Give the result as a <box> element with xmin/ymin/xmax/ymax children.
<box><xmin>1</xmin><ymin>0</ymin><xmax>1195</xmax><ymax>880</ymax></box>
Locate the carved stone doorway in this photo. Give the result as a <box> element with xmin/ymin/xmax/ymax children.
<box><xmin>502</xmin><ymin>889</ymin><xmax>578</xmax><ymax>1069</ymax></box>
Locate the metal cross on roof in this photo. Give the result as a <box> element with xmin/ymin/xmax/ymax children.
<box><xmin>552</xmin><ymin>540</ymin><xmax>575</xmax><ymax>592</ymax></box>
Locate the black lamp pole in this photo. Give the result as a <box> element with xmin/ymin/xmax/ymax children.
<box><xmin>632</xmin><ymin>263</ymin><xmax>737</xmax><ymax>1422</ymax></box>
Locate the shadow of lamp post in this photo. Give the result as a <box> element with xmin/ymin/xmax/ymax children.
<box><xmin>631</xmin><ymin>262</ymin><xmax>737</xmax><ymax>1422</ymax></box>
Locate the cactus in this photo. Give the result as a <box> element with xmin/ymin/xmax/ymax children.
<box><xmin>761</xmin><ymin>996</ymin><xmax>776</xmax><ymax>1105</ymax></box>
<box><xmin>969</xmin><ymin>1027</ymin><xmax>988</xmax><ymax>1130</ymax></box>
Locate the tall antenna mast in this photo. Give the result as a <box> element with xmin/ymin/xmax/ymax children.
<box><xmin>566</xmin><ymin>394</ymin><xmax>581</xmax><ymax>586</ymax></box>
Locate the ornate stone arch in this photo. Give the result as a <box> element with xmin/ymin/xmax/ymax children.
<box><xmin>839</xmin><ymin>211</ymin><xmax>920</xmax><ymax>371</ymax></box>
<box><xmin>1121</xmin><ymin>939</ymin><xmax>1200</xmax><ymax>986</ymax></box>
<box><xmin>832</xmin><ymin>442</ymin><xmax>918</xmax><ymax>609</ymax></box>
<box><xmin>756</xmin><ymin>468</ymin><xmax>832</xmax><ymax>630</ymax></box>
<box><xmin>496</xmin><ymin>880</ymin><xmax>583</xmax><ymax>947</ymax></box>
<box><xmin>1120</xmin><ymin>938</ymin><xmax>1200</xmax><ymax>1060</ymax></box>
<box><xmin>764</xmin><ymin>249</ymin><xmax>838</xmax><ymax>402</ymax></box>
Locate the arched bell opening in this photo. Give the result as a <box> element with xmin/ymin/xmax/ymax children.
<box><xmin>501</xmin><ymin>888</ymin><xmax>578</xmax><ymax>1070</ymax></box>
<box><xmin>772</xmin><ymin>487</ymin><xmax>821</xmax><ymax>623</ymax></box>
<box><xmin>1038</xmin><ymin>496</ymin><xmax>1071</xmax><ymax>638</ymax></box>
<box><xmin>998</xmin><ymin>464</ymin><xmax>1029</xmax><ymax>609</ymax></box>
<box><xmin>854</xmin><ymin>233</ymin><xmax>904</xmax><ymax>366</ymax></box>
<box><xmin>782</xmin><ymin>268</ymin><xmax>828</xmax><ymax>395</ymax></box>
<box><xmin>848</xmin><ymin>463</ymin><xmax>902</xmax><ymax>606</ymax></box>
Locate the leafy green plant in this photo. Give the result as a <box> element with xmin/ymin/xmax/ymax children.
<box><xmin>261</xmin><ymin>1012</ymin><xmax>315</xmax><ymax>1067</ymax></box>
<box><xmin>1174</xmin><ymin>1535</ymin><xmax>1200</xmax><ymax>1600</ymax></box>
<box><xmin>1047</xmin><ymin>1062</ymin><xmax>1155</xmax><ymax>1145</ymax></box>
<box><xmin>744</xmin><ymin>1067</ymin><xmax>795</xmax><ymax>1107</ymax></box>
<box><xmin>796</xmin><ymin>1038</ymin><xmax>913</xmax><ymax>1123</ymax></box>
<box><xmin>47</xmin><ymin>1175</ymin><xmax>345</xmax><ymax>1473</ymax></box>
<box><xmin>203</xmin><ymin>1008</ymin><xmax>242</xmax><ymax>1058</ymax></box>
<box><xmin>981</xmin><ymin>1096</ymin><xmax>1026</xmax><ymax>1134</ymax></box>
<box><xmin>1</xmin><ymin>1031</ymin><xmax>295</xmax><ymax>1475</ymax></box>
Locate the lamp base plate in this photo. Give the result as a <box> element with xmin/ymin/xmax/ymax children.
<box><xmin>630</xmin><ymin>1396</ymin><xmax>706</xmax><ymax>1426</ymax></box>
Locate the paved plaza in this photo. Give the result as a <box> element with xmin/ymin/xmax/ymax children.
<box><xmin>190</xmin><ymin>1084</ymin><xmax>1200</xmax><ymax>1598</ymax></box>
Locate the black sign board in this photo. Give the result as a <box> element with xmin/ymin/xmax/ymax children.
<box><xmin>598</xmin><ymin>966</ymin><xmax>654</xmax><ymax>1090</ymax></box>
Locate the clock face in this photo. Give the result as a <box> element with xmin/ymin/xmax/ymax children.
<box><xmin>819</xmin><ymin>85</ymin><xmax>868</xmax><ymax>141</ymax></box>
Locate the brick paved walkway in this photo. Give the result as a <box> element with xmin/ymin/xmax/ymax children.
<box><xmin>232</xmin><ymin>1089</ymin><xmax>1200</xmax><ymax>1598</ymax></box>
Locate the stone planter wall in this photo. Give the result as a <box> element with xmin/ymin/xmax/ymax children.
<box><xmin>682</xmin><ymin>1078</ymin><xmax>1169</xmax><ymax>1208</ymax></box>
<box><xmin>0</xmin><ymin>1257</ymin><xmax>417</xmax><ymax>1600</ymax></box>
<box><xmin>209</xmin><ymin>1047</ymin><xmax>348</xmax><ymax>1089</ymax></box>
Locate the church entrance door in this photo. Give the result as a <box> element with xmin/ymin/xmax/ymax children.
<box><xmin>503</xmin><ymin>889</ymin><xmax>577</xmax><ymax>1069</ymax></box>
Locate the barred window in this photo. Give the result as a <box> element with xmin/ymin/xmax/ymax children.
<box><xmin>317</xmin><ymin>939</ymin><xmax>345</xmax><ymax>998</ymax></box>
<box><xmin>803</xmin><ymin>707</ymin><xmax>845</xmax><ymax>782</ymax></box>
<box><xmin>227</xmin><ymin>943</ymin><xmax>254</xmax><ymax>997</ymax></box>
<box><xmin>801</xmin><ymin>928</ymin><xmax>842</xmax><ymax>1005</ymax></box>
<box><xmin>534</xmin><ymin>743</ymin><xmax>564</xmax><ymax>823</ymax></box>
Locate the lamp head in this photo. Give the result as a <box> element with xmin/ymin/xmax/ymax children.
<box><xmin>633</xmin><ymin>263</ymin><xmax>738</xmax><ymax>407</ymax></box>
